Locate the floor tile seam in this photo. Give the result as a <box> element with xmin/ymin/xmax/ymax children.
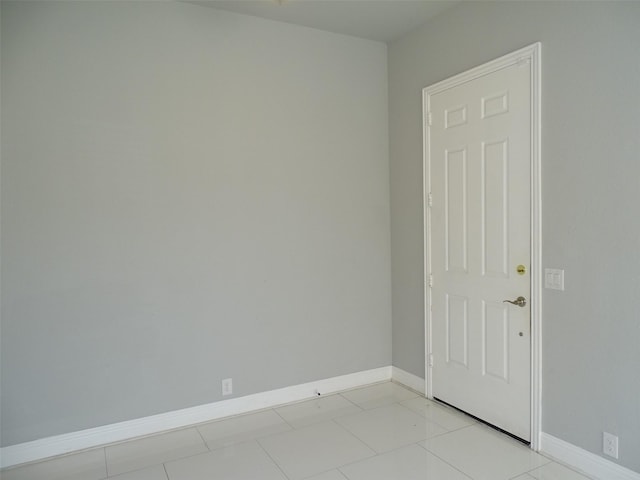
<box><xmin>309</xmin><ymin>443</ymin><xmax>381</xmax><ymax>479</ymax></box>
<box><xmin>333</xmin><ymin>400</ymin><xmax>403</xmax><ymax>419</ymax></box>
<box><xmin>272</xmin><ymin>406</ymin><xmax>296</xmax><ymax>429</ymax></box>
<box><xmin>336</xmin><ymin>392</ymin><xmax>365</xmax><ymax>411</ymax></box>
<box><xmin>524</xmin><ymin>460</ymin><xmax>591</xmax><ymax>480</ymax></box>
<box><xmin>193</xmin><ymin>424</ymin><xmax>211</xmax><ymax>453</ymax></box>
<box><xmin>342</xmin><ymin>438</ymin><xmax>433</xmax><ymax>460</ymax></box>
<box><xmin>8</xmin><ymin>425</ymin><xmax>198</xmax><ymax>474</ymax></box>
<box><xmin>283</xmin><ymin>405</ymin><xmax>369</xmax><ymax>430</ymax></box>
<box><xmin>427</xmin><ymin>420</ymin><xmax>481</xmax><ymax>439</ymax></box>
<box><xmin>273</xmin><ymin>392</ymin><xmax>352</xmax><ymax>414</ymax></box>
<box><xmin>320</xmin><ymin>418</ymin><xmax>383</xmax><ymax>465</ymax></box>
<box><xmin>404</xmin><ymin>401</ymin><xmax>482</xmax><ymax>429</ymax></box>
<box><xmin>275</xmin><ymin>395</ymin><xmax>365</xmax><ymax>429</ymax></box>
<box><xmin>401</xmin><ymin>396</ymin><xmax>471</xmax><ymax>416</ymax></box>
<box><xmin>334</xmin><ymin>400</ymin><xmax>452</xmax><ymax>435</ymax></box>
<box><xmin>390</xmin><ymin>379</ymin><xmax>425</xmax><ymax>397</ymax></box>
<box><xmin>0</xmin><ymin>445</ymin><xmax>108</xmax><ymax>475</ymax></box>
<box><xmin>393</xmin><ymin>400</ymin><xmax>458</xmax><ymax>433</ymax></box>
<box><xmin>102</xmin><ymin>447</ymin><xmax>109</xmax><ymax>478</ymax></box>
<box><xmin>335</xmin><ymin>380</ymin><xmax>391</xmax><ymax>397</ymax></box>
<box><xmin>101</xmin><ymin>464</ymin><xmax>154</xmax><ymax>480</ymax></box>
<box><xmin>332</xmin><ymin>402</ymin><xmax>451</xmax><ymax>453</ymax></box>
<box><xmin>552</xmin><ymin>461</ymin><xmax>598</xmax><ymax>480</ymax></box>
<box><xmin>511</xmin><ymin>471</ymin><xmax>536</xmax><ymax>480</ymax></box>
<box><xmin>113</xmin><ymin>446</ymin><xmax>212</xmax><ymax>478</ymax></box>
<box><xmin>418</xmin><ymin>434</ymin><xmax>553</xmax><ymax>480</ymax></box>
<box><xmin>199</xmin><ymin>424</ymin><xmax>294</xmax><ymax>454</ymax></box>
<box><xmin>534</xmin><ymin>451</ymin><xmax>568</xmax><ymax>471</ymax></box>
<box><xmin>299</xmin><ymin>467</ymin><xmax>348</xmax><ymax>480</ymax></box>
<box><xmin>103</xmin><ymin>463</ymin><xmax>170</xmax><ymax>480</ymax></box>
<box><xmin>472</xmin><ymin>425</ymin><xmax>551</xmax><ymax>460</ymax></box>
<box><xmin>401</xmin><ymin>398</ymin><xmax>482</xmax><ymax>426</ymax></box>
<box><xmin>414</xmin><ymin>441</ymin><xmax>477</xmax><ymax>480</ymax></box>
<box><xmin>105</xmin><ymin>404</ymin><xmax>285</xmax><ymax>452</ymax></box>
<box><xmin>324</xmin><ymin>418</ymin><xmax>380</xmax><ymax>457</ymax></box>
<box><xmin>316</xmin><ymin>405</ymin><xmax>367</xmax><ymax>427</ymax></box>
<box><xmin>103</xmin><ymin>425</ymin><xmax>205</xmax><ymax>457</ymax></box>
<box><xmin>106</xmin><ymin>444</ymin><xmax>209</xmax><ymax>474</ymax></box>
<box><xmin>416</xmin><ymin>423</ymin><xmax>488</xmax><ymax>451</ymax></box>
<box><xmin>429</xmin><ymin>423</ymin><xmax>477</xmax><ymax>440</ymax></box>
<box><xmin>254</xmin><ymin>437</ymin><xmax>293</xmax><ymax>480</ymax></box>
<box><xmin>330</xmin><ymin>442</ymin><xmax>466</xmax><ymax>479</ymax></box>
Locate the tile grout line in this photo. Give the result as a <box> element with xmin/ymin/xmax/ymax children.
<box><xmin>255</xmin><ymin>438</ymin><xmax>293</xmax><ymax>480</ymax></box>
<box><xmin>329</xmin><ymin>417</ymin><xmax>474</xmax><ymax>478</ymax></box>
<box><xmin>522</xmin><ymin>462</ymin><xmax>595</xmax><ymax>480</ymax></box>
<box><xmin>193</xmin><ymin>424</ymin><xmax>211</xmax><ymax>452</ymax></box>
<box><xmin>415</xmin><ymin>440</ymin><xmax>476</xmax><ymax>480</ymax></box>
<box><xmin>103</xmin><ymin>447</ymin><xmax>109</xmax><ymax>479</ymax></box>
<box><xmin>326</xmin><ymin>418</ymin><xmax>378</xmax><ymax>459</ymax></box>
<box><xmin>417</xmin><ymin>423</ymin><xmax>553</xmax><ymax>480</ymax></box>
<box><xmin>272</xmin><ymin>407</ymin><xmax>297</xmax><ymax>430</ymax></box>
<box><xmin>300</xmin><ymin>466</ymin><xmax>349</xmax><ymax>480</ymax></box>
<box><xmin>320</xmin><ymin>426</ymin><xmax>456</xmax><ymax>479</ymax></box>
<box><xmin>274</xmin><ymin>399</ymin><xmax>365</xmax><ymax>431</ymax></box>
<box><xmin>337</xmin><ymin>392</ymin><xmax>366</xmax><ymax>411</ymax></box>
<box><xmin>103</xmin><ymin>428</ymin><xmax>213</xmax><ymax>478</ymax></box>
<box><xmin>393</xmin><ymin>399</ymin><xmax>458</xmax><ymax>433</ymax></box>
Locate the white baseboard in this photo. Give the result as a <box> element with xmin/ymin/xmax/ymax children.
<box><xmin>540</xmin><ymin>433</ymin><xmax>640</xmax><ymax>480</ymax></box>
<box><xmin>0</xmin><ymin>366</ymin><xmax>392</xmax><ymax>469</ymax></box>
<box><xmin>391</xmin><ymin>366</ymin><xmax>425</xmax><ymax>394</ymax></box>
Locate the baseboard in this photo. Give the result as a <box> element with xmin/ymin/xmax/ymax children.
<box><xmin>391</xmin><ymin>366</ymin><xmax>425</xmax><ymax>394</ymax></box>
<box><xmin>540</xmin><ymin>433</ymin><xmax>640</xmax><ymax>480</ymax></box>
<box><xmin>0</xmin><ymin>366</ymin><xmax>392</xmax><ymax>469</ymax></box>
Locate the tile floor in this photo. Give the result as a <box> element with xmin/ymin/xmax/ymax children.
<box><xmin>1</xmin><ymin>382</ymin><xmax>593</xmax><ymax>480</ymax></box>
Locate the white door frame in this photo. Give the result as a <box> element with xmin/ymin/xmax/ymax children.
<box><xmin>422</xmin><ymin>43</ymin><xmax>542</xmax><ymax>450</ymax></box>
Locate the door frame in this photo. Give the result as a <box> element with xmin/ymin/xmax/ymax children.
<box><xmin>422</xmin><ymin>43</ymin><xmax>542</xmax><ymax>450</ymax></box>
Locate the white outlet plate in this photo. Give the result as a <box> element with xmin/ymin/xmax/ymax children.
<box><xmin>544</xmin><ymin>268</ymin><xmax>565</xmax><ymax>290</ymax></box>
<box><xmin>222</xmin><ymin>378</ymin><xmax>233</xmax><ymax>396</ymax></box>
<box><xmin>603</xmin><ymin>432</ymin><xmax>619</xmax><ymax>459</ymax></box>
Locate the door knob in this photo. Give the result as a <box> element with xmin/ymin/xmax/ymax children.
<box><xmin>503</xmin><ymin>296</ymin><xmax>527</xmax><ymax>307</ymax></box>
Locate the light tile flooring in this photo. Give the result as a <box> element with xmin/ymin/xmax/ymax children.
<box><xmin>1</xmin><ymin>382</ymin><xmax>593</xmax><ymax>480</ymax></box>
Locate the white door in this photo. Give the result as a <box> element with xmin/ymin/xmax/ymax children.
<box><xmin>427</xmin><ymin>58</ymin><xmax>532</xmax><ymax>441</ymax></box>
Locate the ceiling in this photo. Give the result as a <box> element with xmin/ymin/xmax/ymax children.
<box><xmin>187</xmin><ymin>0</ymin><xmax>461</xmax><ymax>43</ymax></box>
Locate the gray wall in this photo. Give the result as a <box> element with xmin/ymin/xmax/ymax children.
<box><xmin>1</xmin><ymin>1</ymin><xmax>391</xmax><ymax>446</ymax></box>
<box><xmin>389</xmin><ymin>1</ymin><xmax>640</xmax><ymax>472</ymax></box>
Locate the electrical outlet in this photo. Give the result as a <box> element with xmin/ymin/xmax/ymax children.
<box><xmin>603</xmin><ymin>432</ymin><xmax>619</xmax><ymax>459</ymax></box>
<box><xmin>222</xmin><ymin>378</ymin><xmax>233</xmax><ymax>396</ymax></box>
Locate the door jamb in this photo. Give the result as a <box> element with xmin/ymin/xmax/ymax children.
<box><xmin>422</xmin><ymin>43</ymin><xmax>542</xmax><ymax>450</ymax></box>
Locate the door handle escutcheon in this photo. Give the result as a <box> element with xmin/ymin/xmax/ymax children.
<box><xmin>503</xmin><ymin>296</ymin><xmax>527</xmax><ymax>307</ymax></box>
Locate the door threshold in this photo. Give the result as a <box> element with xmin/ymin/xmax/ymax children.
<box><xmin>433</xmin><ymin>397</ymin><xmax>530</xmax><ymax>446</ymax></box>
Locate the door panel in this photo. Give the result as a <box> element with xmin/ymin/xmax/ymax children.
<box><xmin>429</xmin><ymin>61</ymin><xmax>532</xmax><ymax>441</ymax></box>
<box><xmin>445</xmin><ymin>148</ymin><xmax>467</xmax><ymax>273</ymax></box>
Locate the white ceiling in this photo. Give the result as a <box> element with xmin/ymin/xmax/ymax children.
<box><xmin>187</xmin><ymin>0</ymin><xmax>461</xmax><ymax>43</ymax></box>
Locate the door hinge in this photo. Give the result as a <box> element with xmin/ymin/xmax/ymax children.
<box><xmin>426</xmin><ymin>111</ymin><xmax>432</xmax><ymax>126</ymax></box>
<box><xmin>428</xmin><ymin>192</ymin><xmax>433</xmax><ymax>208</ymax></box>
<box><xmin>428</xmin><ymin>353</ymin><xmax>434</xmax><ymax>367</ymax></box>
<box><xmin>428</xmin><ymin>273</ymin><xmax>433</xmax><ymax>287</ymax></box>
